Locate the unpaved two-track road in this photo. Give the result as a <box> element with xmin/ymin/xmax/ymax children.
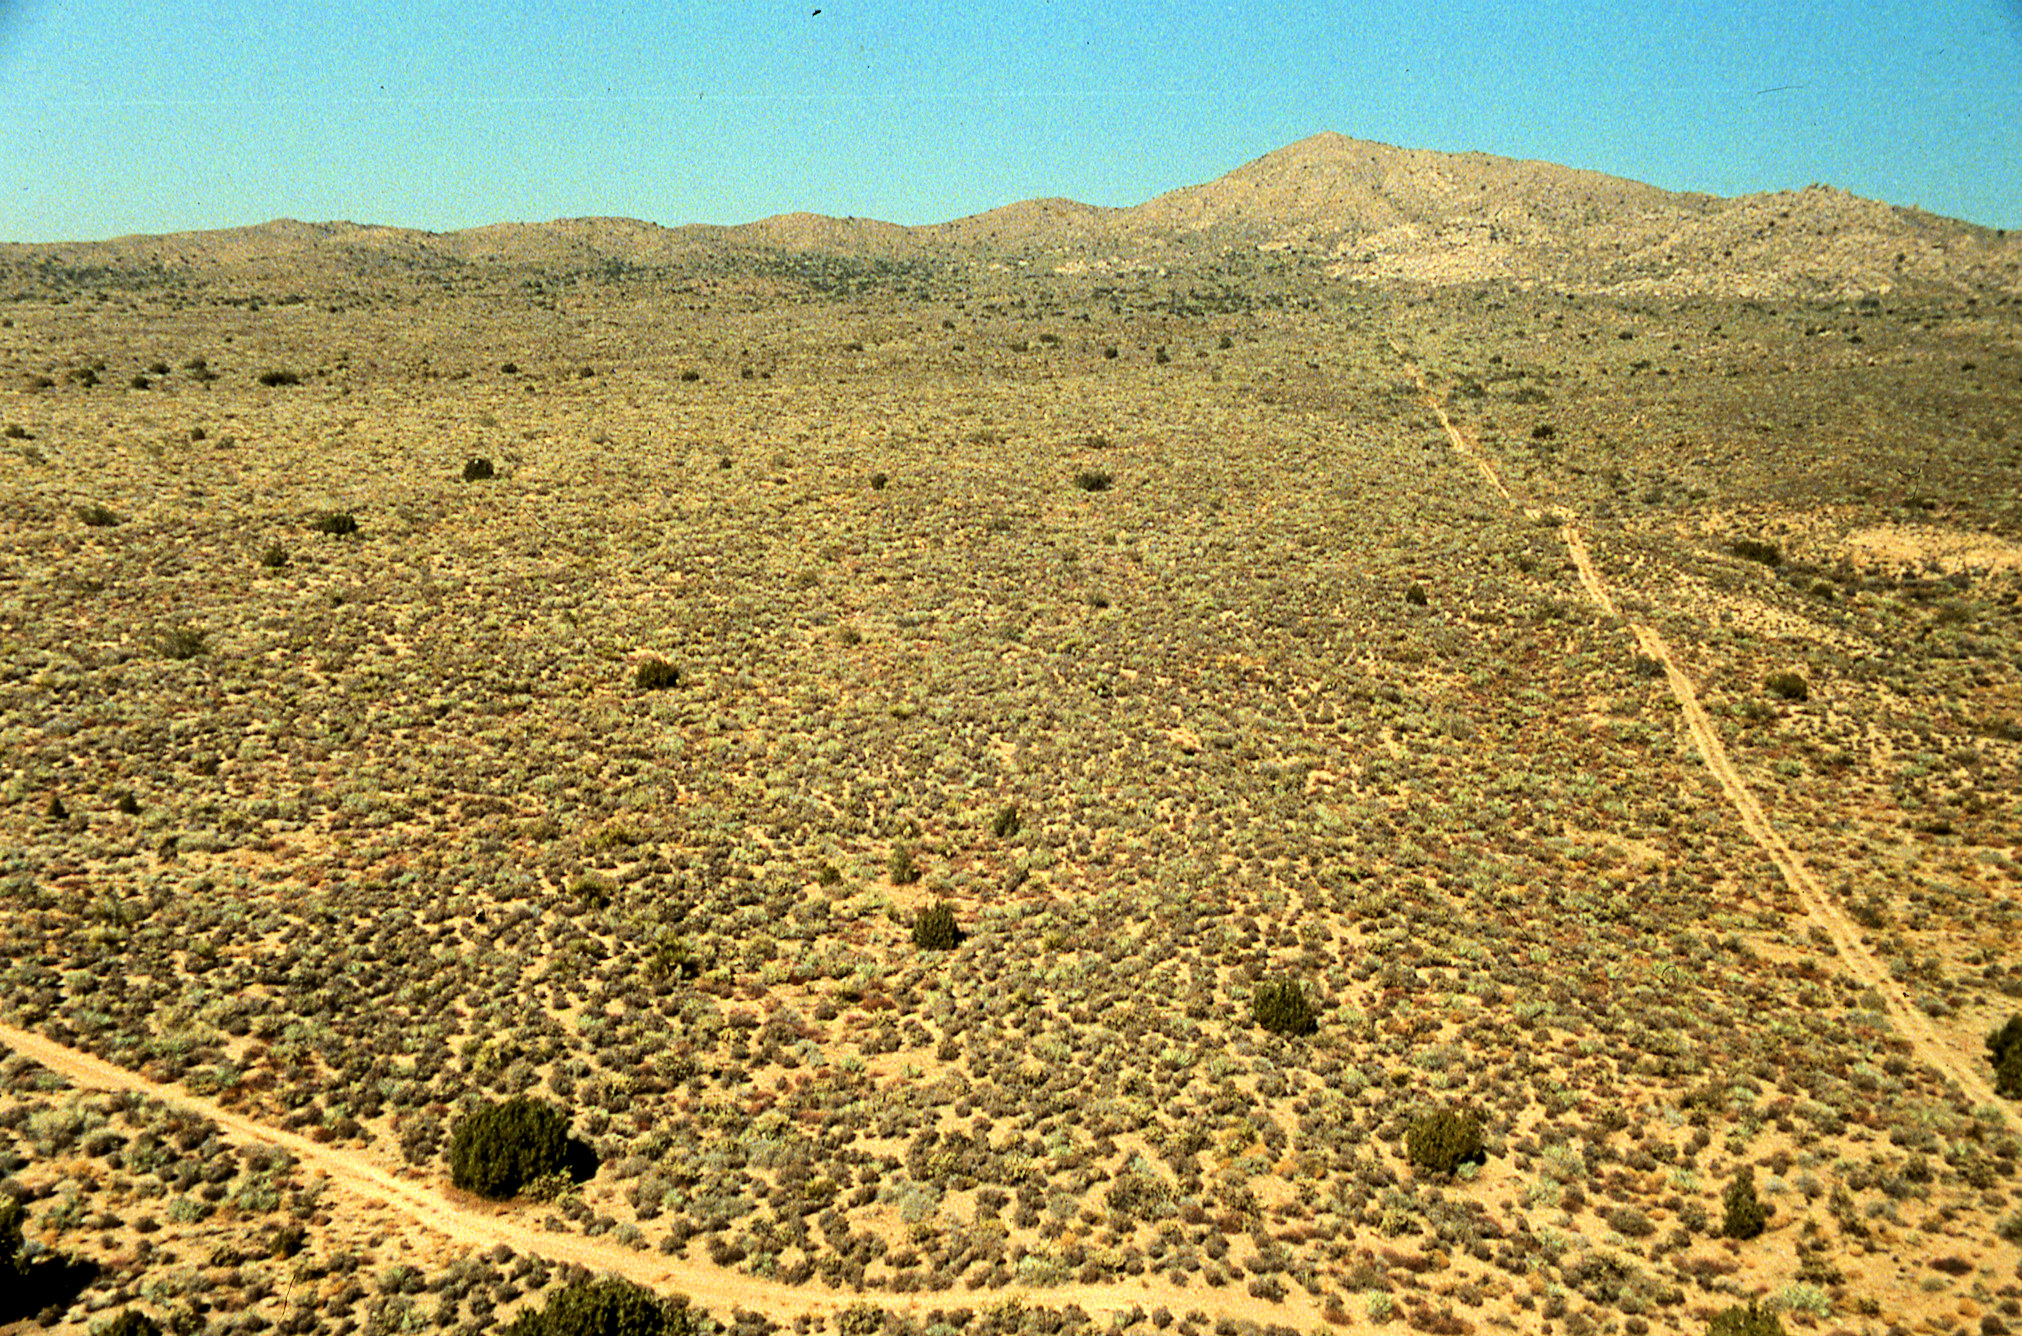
<box><xmin>0</xmin><ymin>1021</ymin><xmax>1318</xmax><ymax>1327</ymax></box>
<box><xmin>1405</xmin><ymin>360</ymin><xmax>2002</xmax><ymax>1113</ymax></box>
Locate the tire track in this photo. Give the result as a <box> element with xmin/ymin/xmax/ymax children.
<box><xmin>1401</xmin><ymin>361</ymin><xmax>2002</xmax><ymax>1112</ymax></box>
<box><xmin>0</xmin><ymin>1021</ymin><xmax>1319</xmax><ymax>1327</ymax></box>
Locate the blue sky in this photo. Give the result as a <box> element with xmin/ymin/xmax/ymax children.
<box><xmin>0</xmin><ymin>0</ymin><xmax>2018</xmax><ymax>242</ymax></box>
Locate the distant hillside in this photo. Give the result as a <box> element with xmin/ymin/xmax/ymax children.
<box><xmin>3</xmin><ymin>131</ymin><xmax>2016</xmax><ymax>299</ymax></box>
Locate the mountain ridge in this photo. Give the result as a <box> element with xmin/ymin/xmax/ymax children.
<box><xmin>3</xmin><ymin>131</ymin><xmax>2015</xmax><ymax>298</ymax></box>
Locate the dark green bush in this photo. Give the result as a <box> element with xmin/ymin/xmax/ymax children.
<box><xmin>447</xmin><ymin>1095</ymin><xmax>570</xmax><ymax>1199</ymax></box>
<box><xmin>1722</xmin><ymin>1165</ymin><xmax>1766</xmax><ymax>1239</ymax></box>
<box><xmin>259</xmin><ymin>543</ymin><xmax>290</xmax><ymax>569</ymax></box>
<box><xmin>888</xmin><ymin>844</ymin><xmax>921</xmax><ymax>886</ymax></box>
<box><xmin>503</xmin><ymin>1277</ymin><xmax>694</xmax><ymax>1336</ymax></box>
<box><xmin>634</xmin><ymin>657</ymin><xmax>681</xmax><ymax>691</ymax></box>
<box><xmin>463</xmin><ymin>456</ymin><xmax>495</xmax><ymax>481</ymax></box>
<box><xmin>313</xmin><ymin>511</ymin><xmax>358</xmax><ymax>535</ymax></box>
<box><xmin>1729</xmin><ymin>537</ymin><xmax>1783</xmax><ymax>567</ymax></box>
<box><xmin>256</xmin><ymin>369</ymin><xmax>301</xmax><ymax>387</ymax></box>
<box><xmin>1706</xmin><ymin>1301</ymin><xmax>1784</xmax><ymax>1336</ymax></box>
<box><xmin>991</xmin><ymin>805</ymin><xmax>1021</xmax><ymax>838</ymax></box>
<box><xmin>1405</xmin><ymin>1109</ymin><xmax>1484</xmax><ymax>1175</ymax></box>
<box><xmin>912</xmin><ymin>901</ymin><xmax>961</xmax><ymax>951</ymax></box>
<box><xmin>1988</xmin><ymin>1014</ymin><xmax>2022</xmax><ymax>1098</ymax></box>
<box><xmin>1405</xmin><ymin>583</ymin><xmax>1429</xmax><ymax>607</ymax></box>
<box><xmin>1073</xmin><ymin>468</ymin><xmax>1113</xmax><ymax>492</ymax></box>
<box><xmin>101</xmin><ymin>1312</ymin><xmax>163</xmax><ymax>1336</ymax></box>
<box><xmin>158</xmin><ymin>625</ymin><xmax>208</xmax><ymax>661</ymax></box>
<box><xmin>1251</xmin><ymin>979</ymin><xmax>1317</xmax><ymax>1036</ymax></box>
<box><xmin>75</xmin><ymin>503</ymin><xmax>120</xmax><ymax>527</ymax></box>
<box><xmin>870</xmin><ymin>471</ymin><xmax>889</xmax><ymax>490</ymax></box>
<box><xmin>0</xmin><ymin>1193</ymin><xmax>24</xmax><ymax>1277</ymax></box>
<box><xmin>1765</xmin><ymin>672</ymin><xmax>1808</xmax><ymax>702</ymax></box>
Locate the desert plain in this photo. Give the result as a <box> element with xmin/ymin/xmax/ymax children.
<box><xmin>1</xmin><ymin>135</ymin><xmax>2021</xmax><ymax>1336</ymax></box>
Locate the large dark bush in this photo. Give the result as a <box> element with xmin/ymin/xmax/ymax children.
<box><xmin>1251</xmin><ymin>978</ymin><xmax>1317</xmax><ymax>1036</ymax></box>
<box><xmin>1707</xmin><ymin>1301</ymin><xmax>1784</xmax><ymax>1336</ymax></box>
<box><xmin>447</xmin><ymin>1096</ymin><xmax>570</xmax><ymax>1199</ymax></box>
<box><xmin>1405</xmin><ymin>1110</ymin><xmax>1484</xmax><ymax>1176</ymax></box>
<box><xmin>1722</xmin><ymin>1165</ymin><xmax>1766</xmax><ymax>1239</ymax></box>
<box><xmin>503</xmin><ymin>1278</ymin><xmax>694</xmax><ymax>1336</ymax></box>
<box><xmin>0</xmin><ymin>1194</ymin><xmax>24</xmax><ymax>1278</ymax></box>
<box><xmin>634</xmin><ymin>657</ymin><xmax>681</xmax><ymax>691</ymax></box>
<box><xmin>1989</xmin><ymin>1014</ymin><xmax>2022</xmax><ymax>1098</ymax></box>
<box><xmin>102</xmin><ymin>1312</ymin><xmax>163</xmax><ymax>1336</ymax></box>
<box><xmin>463</xmin><ymin>456</ymin><xmax>495</xmax><ymax>481</ymax></box>
<box><xmin>912</xmin><ymin>901</ymin><xmax>961</xmax><ymax>951</ymax></box>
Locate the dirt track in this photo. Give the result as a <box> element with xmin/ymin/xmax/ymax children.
<box><xmin>0</xmin><ymin>1021</ymin><xmax>1320</xmax><ymax>1326</ymax></box>
<box><xmin>1405</xmin><ymin>362</ymin><xmax>2003</xmax><ymax>1113</ymax></box>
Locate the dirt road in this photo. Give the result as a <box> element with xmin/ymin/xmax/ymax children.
<box><xmin>0</xmin><ymin>1020</ymin><xmax>1319</xmax><ymax>1326</ymax></box>
<box><xmin>1403</xmin><ymin>362</ymin><xmax>2002</xmax><ymax>1112</ymax></box>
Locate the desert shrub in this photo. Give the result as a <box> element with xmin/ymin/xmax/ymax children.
<box><xmin>1405</xmin><ymin>583</ymin><xmax>1429</xmax><ymax>607</ymax></box>
<box><xmin>991</xmin><ymin>805</ymin><xmax>1021</xmax><ymax>838</ymax></box>
<box><xmin>463</xmin><ymin>456</ymin><xmax>495</xmax><ymax>481</ymax></box>
<box><xmin>1073</xmin><ymin>468</ymin><xmax>1113</xmax><ymax>492</ymax></box>
<box><xmin>256</xmin><ymin>369</ymin><xmax>301</xmax><ymax>387</ymax></box>
<box><xmin>313</xmin><ymin>511</ymin><xmax>358</xmax><ymax>535</ymax></box>
<box><xmin>1988</xmin><ymin>1014</ymin><xmax>2022</xmax><ymax>1098</ymax></box>
<box><xmin>0</xmin><ymin>1193</ymin><xmax>23</xmax><ymax>1277</ymax></box>
<box><xmin>158</xmin><ymin>625</ymin><xmax>208</xmax><ymax>661</ymax></box>
<box><xmin>1252</xmin><ymin>979</ymin><xmax>1317</xmax><ymax>1036</ymax></box>
<box><xmin>1722</xmin><ymin>1166</ymin><xmax>1766</xmax><ymax>1239</ymax></box>
<box><xmin>447</xmin><ymin>1096</ymin><xmax>570</xmax><ymax>1200</ymax></box>
<box><xmin>1765</xmin><ymin>672</ymin><xmax>1808</xmax><ymax>702</ymax></box>
<box><xmin>634</xmin><ymin>658</ymin><xmax>681</xmax><ymax>691</ymax></box>
<box><xmin>259</xmin><ymin>543</ymin><xmax>290</xmax><ymax>569</ymax></box>
<box><xmin>1706</xmin><ymin>1301</ymin><xmax>1783</xmax><ymax>1336</ymax></box>
<box><xmin>870</xmin><ymin>471</ymin><xmax>889</xmax><ymax>490</ymax></box>
<box><xmin>100</xmin><ymin>1312</ymin><xmax>163</xmax><ymax>1336</ymax></box>
<box><xmin>1405</xmin><ymin>1110</ymin><xmax>1484</xmax><ymax>1176</ymax></box>
<box><xmin>1997</xmin><ymin>1212</ymin><xmax>2022</xmax><ymax>1245</ymax></box>
<box><xmin>888</xmin><ymin>844</ymin><xmax>921</xmax><ymax>886</ymax></box>
<box><xmin>502</xmin><ymin>1277</ymin><xmax>693</xmax><ymax>1336</ymax></box>
<box><xmin>75</xmin><ymin>503</ymin><xmax>120</xmax><ymax>527</ymax></box>
<box><xmin>1729</xmin><ymin>538</ymin><xmax>1783</xmax><ymax>567</ymax></box>
<box><xmin>912</xmin><ymin>901</ymin><xmax>961</xmax><ymax>951</ymax></box>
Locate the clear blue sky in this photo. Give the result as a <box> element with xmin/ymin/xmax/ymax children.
<box><xmin>1</xmin><ymin>0</ymin><xmax>2018</xmax><ymax>243</ymax></box>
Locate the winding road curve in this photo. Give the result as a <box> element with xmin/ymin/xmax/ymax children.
<box><xmin>1403</xmin><ymin>358</ymin><xmax>2002</xmax><ymax>1113</ymax></box>
<box><xmin>0</xmin><ymin>1020</ymin><xmax>1320</xmax><ymax>1327</ymax></box>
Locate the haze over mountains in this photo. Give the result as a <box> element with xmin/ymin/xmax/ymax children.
<box><xmin>6</xmin><ymin>132</ymin><xmax>2018</xmax><ymax>299</ymax></box>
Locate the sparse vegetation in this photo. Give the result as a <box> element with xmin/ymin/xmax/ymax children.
<box><xmin>312</xmin><ymin>510</ymin><xmax>359</xmax><ymax>535</ymax></box>
<box><xmin>463</xmin><ymin>455</ymin><xmax>496</xmax><ymax>481</ymax></box>
<box><xmin>157</xmin><ymin>624</ymin><xmax>209</xmax><ymax>660</ymax></box>
<box><xmin>1706</xmin><ymin>1301</ymin><xmax>1784</xmax><ymax>1336</ymax></box>
<box><xmin>1765</xmin><ymin>671</ymin><xmax>1809</xmax><ymax>701</ymax></box>
<box><xmin>1072</xmin><ymin>467</ymin><xmax>1112</xmax><ymax>492</ymax></box>
<box><xmin>1729</xmin><ymin>537</ymin><xmax>1783</xmax><ymax>567</ymax></box>
<box><xmin>75</xmin><ymin>502</ymin><xmax>120</xmax><ymax>527</ymax></box>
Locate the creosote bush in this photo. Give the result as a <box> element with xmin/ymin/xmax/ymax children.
<box><xmin>447</xmin><ymin>1095</ymin><xmax>571</xmax><ymax>1200</ymax></box>
<box><xmin>1765</xmin><ymin>672</ymin><xmax>1808</xmax><ymax>702</ymax></box>
<box><xmin>503</xmin><ymin>1277</ymin><xmax>695</xmax><ymax>1336</ymax></box>
<box><xmin>888</xmin><ymin>844</ymin><xmax>921</xmax><ymax>886</ymax></box>
<box><xmin>634</xmin><ymin>657</ymin><xmax>681</xmax><ymax>691</ymax></box>
<box><xmin>313</xmin><ymin>511</ymin><xmax>359</xmax><ymax>535</ymax></box>
<box><xmin>158</xmin><ymin>625</ymin><xmax>209</xmax><ymax>661</ymax></box>
<box><xmin>912</xmin><ymin>901</ymin><xmax>961</xmax><ymax>951</ymax></box>
<box><xmin>991</xmin><ymin>805</ymin><xmax>1021</xmax><ymax>838</ymax></box>
<box><xmin>1728</xmin><ymin>537</ymin><xmax>1783</xmax><ymax>567</ymax></box>
<box><xmin>75</xmin><ymin>503</ymin><xmax>121</xmax><ymax>527</ymax></box>
<box><xmin>1707</xmin><ymin>1301</ymin><xmax>1784</xmax><ymax>1336</ymax></box>
<box><xmin>1989</xmin><ymin>1014</ymin><xmax>2022</xmax><ymax>1098</ymax></box>
<box><xmin>259</xmin><ymin>542</ymin><xmax>290</xmax><ymax>569</ymax></box>
<box><xmin>1722</xmin><ymin>1165</ymin><xmax>1766</xmax><ymax>1239</ymax></box>
<box><xmin>1405</xmin><ymin>1110</ymin><xmax>1484</xmax><ymax>1176</ymax></box>
<box><xmin>255</xmin><ymin>369</ymin><xmax>301</xmax><ymax>387</ymax></box>
<box><xmin>1252</xmin><ymin>979</ymin><xmax>1317</xmax><ymax>1036</ymax></box>
<box><xmin>1073</xmin><ymin>468</ymin><xmax>1113</xmax><ymax>492</ymax></box>
<box><xmin>462</xmin><ymin>456</ymin><xmax>495</xmax><ymax>481</ymax></box>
